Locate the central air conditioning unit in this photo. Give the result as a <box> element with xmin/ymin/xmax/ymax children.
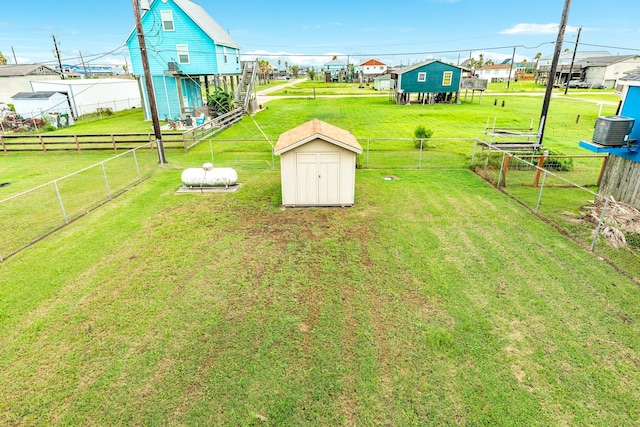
<box><xmin>167</xmin><ymin>62</ymin><xmax>179</xmax><ymax>73</ymax></box>
<box><xmin>592</xmin><ymin>116</ymin><xmax>635</xmax><ymax>146</ymax></box>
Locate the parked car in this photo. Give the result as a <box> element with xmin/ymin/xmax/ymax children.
<box><xmin>567</xmin><ymin>80</ymin><xmax>589</xmax><ymax>88</ymax></box>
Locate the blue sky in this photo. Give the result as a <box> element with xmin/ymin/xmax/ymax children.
<box><xmin>1</xmin><ymin>0</ymin><xmax>639</xmax><ymax>69</ymax></box>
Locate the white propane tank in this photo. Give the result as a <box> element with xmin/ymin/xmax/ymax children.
<box><xmin>181</xmin><ymin>164</ymin><xmax>238</xmax><ymax>187</ymax></box>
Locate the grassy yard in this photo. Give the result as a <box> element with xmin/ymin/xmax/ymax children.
<box><xmin>1</xmin><ymin>165</ymin><xmax>639</xmax><ymax>425</ymax></box>
<box><xmin>2</xmin><ymin>92</ymin><xmax>639</xmax><ymax>424</ymax></box>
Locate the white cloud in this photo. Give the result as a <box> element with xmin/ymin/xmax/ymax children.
<box><xmin>242</xmin><ymin>50</ymin><xmax>345</xmax><ymax>68</ymax></box>
<box><xmin>500</xmin><ymin>23</ymin><xmax>580</xmax><ymax>35</ymax></box>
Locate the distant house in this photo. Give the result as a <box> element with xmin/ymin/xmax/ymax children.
<box><xmin>476</xmin><ymin>64</ymin><xmax>515</xmax><ymax>83</ymax></box>
<box><xmin>56</xmin><ymin>64</ymin><xmax>124</xmax><ymax>78</ymax></box>
<box><xmin>323</xmin><ymin>59</ymin><xmax>347</xmax><ymax>82</ymax></box>
<box><xmin>537</xmin><ymin>50</ymin><xmax>612</xmax><ymax>86</ymax></box>
<box><xmin>11</xmin><ymin>91</ymin><xmax>74</xmax><ymax>126</ymax></box>
<box><xmin>359</xmin><ymin>59</ymin><xmax>387</xmax><ymax>81</ymax></box>
<box><xmin>581</xmin><ymin>55</ymin><xmax>640</xmax><ymax>89</ymax></box>
<box><xmin>125</xmin><ymin>0</ymin><xmax>241</xmax><ymax>120</ymax></box>
<box><xmin>373</xmin><ymin>74</ymin><xmax>394</xmax><ymax>91</ymax></box>
<box><xmin>391</xmin><ymin>60</ymin><xmax>462</xmax><ymax>104</ymax></box>
<box><xmin>0</xmin><ymin>64</ymin><xmax>61</xmax><ymax>104</ymax></box>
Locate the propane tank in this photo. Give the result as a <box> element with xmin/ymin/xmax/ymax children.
<box><xmin>181</xmin><ymin>164</ymin><xmax>238</xmax><ymax>188</ymax></box>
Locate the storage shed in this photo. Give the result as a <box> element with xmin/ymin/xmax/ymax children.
<box><xmin>275</xmin><ymin>119</ymin><xmax>363</xmax><ymax>207</ymax></box>
<box><xmin>11</xmin><ymin>91</ymin><xmax>74</xmax><ymax>125</ymax></box>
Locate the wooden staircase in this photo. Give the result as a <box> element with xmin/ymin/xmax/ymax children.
<box><xmin>235</xmin><ymin>60</ymin><xmax>258</xmax><ymax>113</ymax></box>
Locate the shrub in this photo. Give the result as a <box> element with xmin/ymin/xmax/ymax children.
<box><xmin>96</xmin><ymin>107</ymin><xmax>114</xmax><ymax>116</ymax></box>
<box><xmin>207</xmin><ymin>89</ymin><xmax>235</xmax><ymax>115</ymax></box>
<box><xmin>536</xmin><ymin>147</ymin><xmax>574</xmax><ymax>172</ymax></box>
<box><xmin>414</xmin><ymin>125</ymin><xmax>433</xmax><ymax>149</ymax></box>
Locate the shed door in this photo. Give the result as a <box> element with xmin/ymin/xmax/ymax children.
<box><xmin>296</xmin><ymin>152</ymin><xmax>340</xmax><ymax>205</ymax></box>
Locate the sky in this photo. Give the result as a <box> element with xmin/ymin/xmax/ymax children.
<box><xmin>1</xmin><ymin>0</ymin><xmax>639</xmax><ymax>70</ymax></box>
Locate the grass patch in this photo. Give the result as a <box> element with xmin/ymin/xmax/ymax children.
<box><xmin>1</xmin><ymin>168</ymin><xmax>639</xmax><ymax>425</ymax></box>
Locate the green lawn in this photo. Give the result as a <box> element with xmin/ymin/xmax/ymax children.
<box><xmin>1</xmin><ymin>93</ymin><xmax>639</xmax><ymax>425</ymax></box>
<box><xmin>1</xmin><ymin>166</ymin><xmax>639</xmax><ymax>425</ymax></box>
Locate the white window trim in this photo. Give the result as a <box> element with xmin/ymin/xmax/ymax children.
<box><xmin>417</xmin><ymin>72</ymin><xmax>426</xmax><ymax>82</ymax></box>
<box><xmin>161</xmin><ymin>10</ymin><xmax>175</xmax><ymax>32</ymax></box>
<box><xmin>176</xmin><ymin>44</ymin><xmax>190</xmax><ymax>64</ymax></box>
<box><xmin>442</xmin><ymin>71</ymin><xmax>453</xmax><ymax>86</ymax></box>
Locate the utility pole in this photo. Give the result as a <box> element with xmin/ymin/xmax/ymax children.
<box><xmin>11</xmin><ymin>47</ymin><xmax>17</xmax><ymax>64</ymax></box>
<box><xmin>52</xmin><ymin>34</ymin><xmax>65</xmax><ymax>79</ymax></box>
<box><xmin>79</xmin><ymin>51</ymin><xmax>90</xmax><ymax>78</ymax></box>
<box><xmin>564</xmin><ymin>26</ymin><xmax>582</xmax><ymax>95</ymax></box>
<box><xmin>506</xmin><ymin>46</ymin><xmax>516</xmax><ymax>89</ymax></box>
<box><xmin>132</xmin><ymin>0</ymin><xmax>166</xmax><ymax>164</ymax></box>
<box><xmin>538</xmin><ymin>0</ymin><xmax>571</xmax><ymax>146</ymax></box>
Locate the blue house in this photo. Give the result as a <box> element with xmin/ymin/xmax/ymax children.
<box><xmin>391</xmin><ymin>60</ymin><xmax>462</xmax><ymax>104</ymax></box>
<box><xmin>125</xmin><ymin>0</ymin><xmax>241</xmax><ymax>121</ymax></box>
<box><xmin>324</xmin><ymin>59</ymin><xmax>347</xmax><ymax>82</ymax></box>
<box><xmin>579</xmin><ymin>69</ymin><xmax>640</xmax><ymax>208</ymax></box>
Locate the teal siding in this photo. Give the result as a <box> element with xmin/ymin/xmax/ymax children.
<box><xmin>182</xmin><ymin>78</ymin><xmax>204</xmax><ymax>111</ymax></box>
<box><xmin>150</xmin><ymin>75</ymin><xmax>180</xmax><ymax>120</ymax></box>
<box><xmin>399</xmin><ymin>62</ymin><xmax>461</xmax><ymax>93</ymax></box>
<box><xmin>126</xmin><ymin>0</ymin><xmax>241</xmax><ymax>76</ymax></box>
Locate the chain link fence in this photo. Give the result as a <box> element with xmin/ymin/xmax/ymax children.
<box><xmin>469</xmin><ymin>139</ymin><xmax>630</xmax><ymax>253</ymax></box>
<box><xmin>0</xmin><ymin>143</ymin><xmax>161</xmax><ymax>261</ymax></box>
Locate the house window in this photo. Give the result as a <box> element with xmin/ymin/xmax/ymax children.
<box><xmin>236</xmin><ymin>50</ymin><xmax>239</xmax><ymax>64</ymax></box>
<box><xmin>176</xmin><ymin>44</ymin><xmax>190</xmax><ymax>64</ymax></box>
<box><xmin>442</xmin><ymin>71</ymin><xmax>453</xmax><ymax>86</ymax></box>
<box><xmin>417</xmin><ymin>72</ymin><xmax>426</xmax><ymax>82</ymax></box>
<box><xmin>161</xmin><ymin>10</ymin><xmax>174</xmax><ymax>31</ymax></box>
<box><xmin>223</xmin><ymin>47</ymin><xmax>228</xmax><ymax>64</ymax></box>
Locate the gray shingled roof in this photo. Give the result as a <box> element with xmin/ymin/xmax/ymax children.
<box><xmin>11</xmin><ymin>91</ymin><xmax>65</xmax><ymax>99</ymax></box>
<box><xmin>0</xmin><ymin>64</ymin><xmax>60</xmax><ymax>77</ymax></box>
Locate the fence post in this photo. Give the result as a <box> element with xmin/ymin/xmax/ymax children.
<box><xmin>75</xmin><ymin>135</ymin><xmax>81</xmax><ymax>153</ymax></box>
<box><xmin>591</xmin><ymin>198</ymin><xmax>610</xmax><ymax>251</ymax></box>
<box><xmin>54</xmin><ymin>181</ymin><xmax>69</xmax><ymax>224</ymax></box>
<box><xmin>533</xmin><ymin>150</ymin><xmax>547</xmax><ymax>187</ymax></box>
<box><xmin>418</xmin><ymin>139</ymin><xmax>423</xmax><ymax>169</ymax></box>
<box><xmin>101</xmin><ymin>163</ymin><xmax>112</xmax><ymax>199</ymax></box>
<box><xmin>471</xmin><ymin>139</ymin><xmax>477</xmax><ymax>167</ymax></box>
<box><xmin>366</xmin><ymin>139</ymin><xmax>370</xmax><ymax>168</ymax></box>
<box><xmin>535</xmin><ymin>170</ymin><xmax>547</xmax><ymax>214</ymax></box>
<box><xmin>597</xmin><ymin>156</ymin><xmax>608</xmax><ymax>187</ymax></box>
<box><xmin>497</xmin><ymin>152</ymin><xmax>507</xmax><ymax>187</ymax></box>
<box><xmin>133</xmin><ymin>149</ymin><xmax>142</xmax><ymax>182</ymax></box>
<box><xmin>112</xmin><ymin>134</ymin><xmax>117</xmax><ymax>153</ymax></box>
<box><xmin>40</xmin><ymin>135</ymin><xmax>46</xmax><ymax>153</ymax></box>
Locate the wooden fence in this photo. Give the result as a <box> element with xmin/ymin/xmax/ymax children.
<box><xmin>0</xmin><ymin>108</ymin><xmax>244</xmax><ymax>154</ymax></box>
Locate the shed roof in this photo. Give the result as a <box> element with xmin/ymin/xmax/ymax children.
<box><xmin>11</xmin><ymin>91</ymin><xmax>66</xmax><ymax>100</ymax></box>
<box><xmin>0</xmin><ymin>64</ymin><xmax>60</xmax><ymax>77</ymax></box>
<box><xmin>275</xmin><ymin>119</ymin><xmax>363</xmax><ymax>155</ymax></box>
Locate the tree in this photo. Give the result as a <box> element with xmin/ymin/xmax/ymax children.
<box><xmin>534</xmin><ymin>52</ymin><xmax>542</xmax><ymax>69</ymax></box>
<box><xmin>257</xmin><ymin>59</ymin><xmax>271</xmax><ymax>84</ymax></box>
<box><xmin>307</xmin><ymin>67</ymin><xmax>316</xmax><ymax>81</ymax></box>
<box><xmin>0</xmin><ymin>51</ymin><xmax>7</xmax><ymax>65</ymax></box>
<box><xmin>277</xmin><ymin>59</ymin><xmax>281</xmax><ymax>71</ymax></box>
<box><xmin>284</xmin><ymin>61</ymin><xmax>289</xmax><ymax>75</ymax></box>
<box><xmin>290</xmin><ymin>65</ymin><xmax>299</xmax><ymax>78</ymax></box>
